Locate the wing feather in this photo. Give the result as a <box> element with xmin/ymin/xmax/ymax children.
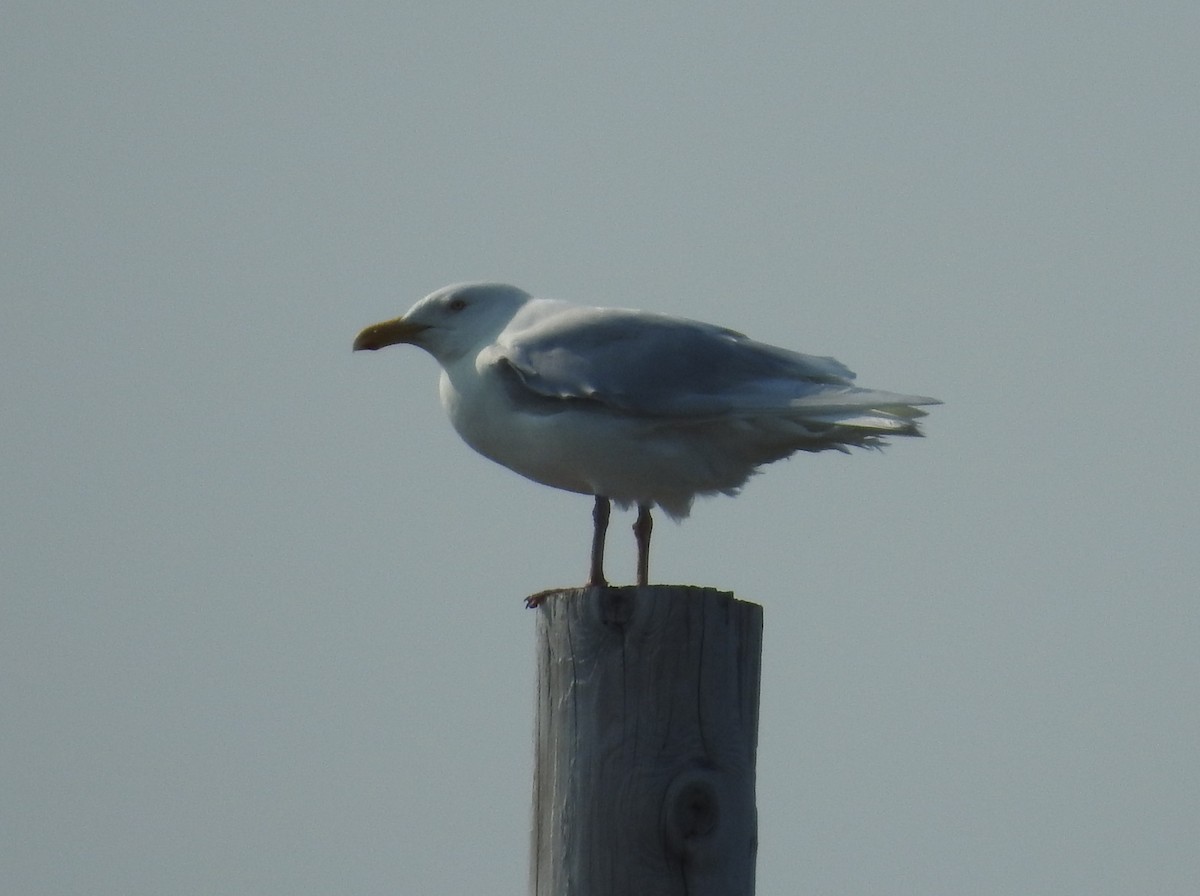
<box><xmin>494</xmin><ymin>306</ymin><xmax>938</xmax><ymax>426</ymax></box>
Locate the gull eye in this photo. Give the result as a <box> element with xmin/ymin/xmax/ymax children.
<box><xmin>448</xmin><ymin>297</ymin><xmax>468</xmax><ymax>313</ymax></box>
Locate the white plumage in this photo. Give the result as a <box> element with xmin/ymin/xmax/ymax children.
<box><xmin>354</xmin><ymin>282</ymin><xmax>939</xmax><ymax>586</ymax></box>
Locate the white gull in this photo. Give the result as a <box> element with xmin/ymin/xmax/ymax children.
<box><xmin>354</xmin><ymin>282</ymin><xmax>939</xmax><ymax>588</ymax></box>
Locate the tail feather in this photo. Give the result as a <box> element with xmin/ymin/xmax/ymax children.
<box><xmin>787</xmin><ymin>388</ymin><xmax>939</xmax><ymax>437</ymax></box>
<box><xmin>807</xmin><ymin>411</ymin><xmax>923</xmax><ymax>433</ymax></box>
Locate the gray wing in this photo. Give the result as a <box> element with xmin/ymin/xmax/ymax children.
<box><xmin>495</xmin><ymin>307</ymin><xmax>936</xmax><ymax>423</ymax></box>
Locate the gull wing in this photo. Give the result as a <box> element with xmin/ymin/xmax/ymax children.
<box><xmin>494</xmin><ymin>306</ymin><xmax>937</xmax><ymax>425</ymax></box>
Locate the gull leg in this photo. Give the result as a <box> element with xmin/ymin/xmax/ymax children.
<box><xmin>588</xmin><ymin>495</ymin><xmax>611</xmax><ymax>586</ymax></box>
<box><xmin>633</xmin><ymin>503</ymin><xmax>653</xmax><ymax>586</ymax></box>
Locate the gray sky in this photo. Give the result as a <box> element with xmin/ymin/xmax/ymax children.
<box><xmin>4</xmin><ymin>3</ymin><xmax>1197</xmax><ymax>894</ymax></box>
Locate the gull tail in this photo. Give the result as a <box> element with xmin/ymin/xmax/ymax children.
<box><xmin>778</xmin><ymin>389</ymin><xmax>941</xmax><ymax>450</ymax></box>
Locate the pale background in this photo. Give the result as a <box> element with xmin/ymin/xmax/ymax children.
<box><xmin>4</xmin><ymin>3</ymin><xmax>1197</xmax><ymax>894</ymax></box>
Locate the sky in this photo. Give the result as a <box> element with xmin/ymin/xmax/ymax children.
<box><xmin>3</xmin><ymin>3</ymin><xmax>1198</xmax><ymax>894</ymax></box>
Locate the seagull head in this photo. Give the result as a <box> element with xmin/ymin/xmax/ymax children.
<box><xmin>353</xmin><ymin>282</ymin><xmax>532</xmax><ymax>364</ymax></box>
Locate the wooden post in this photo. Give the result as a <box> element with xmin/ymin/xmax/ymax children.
<box><xmin>530</xmin><ymin>586</ymin><xmax>763</xmax><ymax>896</ymax></box>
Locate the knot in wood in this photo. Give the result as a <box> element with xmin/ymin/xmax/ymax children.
<box><xmin>662</xmin><ymin>770</ymin><xmax>720</xmax><ymax>855</ymax></box>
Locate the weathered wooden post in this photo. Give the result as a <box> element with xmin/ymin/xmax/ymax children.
<box><xmin>531</xmin><ymin>585</ymin><xmax>763</xmax><ymax>896</ymax></box>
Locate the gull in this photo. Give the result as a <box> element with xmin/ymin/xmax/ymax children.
<box><xmin>354</xmin><ymin>282</ymin><xmax>939</xmax><ymax>589</ymax></box>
